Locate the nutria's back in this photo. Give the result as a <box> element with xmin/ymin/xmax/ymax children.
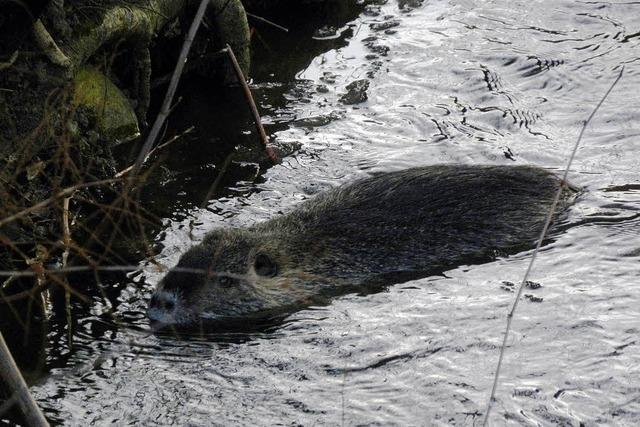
<box><xmin>255</xmin><ymin>165</ymin><xmax>571</xmax><ymax>280</ymax></box>
<box><xmin>148</xmin><ymin>165</ymin><xmax>574</xmax><ymax>328</ymax></box>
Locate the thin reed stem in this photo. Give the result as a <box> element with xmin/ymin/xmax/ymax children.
<box><xmin>132</xmin><ymin>0</ymin><xmax>211</xmax><ymax>175</ymax></box>
<box><xmin>482</xmin><ymin>67</ymin><xmax>624</xmax><ymax>426</ymax></box>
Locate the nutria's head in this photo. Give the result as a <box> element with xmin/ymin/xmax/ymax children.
<box><xmin>147</xmin><ymin>228</ymin><xmax>322</xmax><ymax>329</ymax></box>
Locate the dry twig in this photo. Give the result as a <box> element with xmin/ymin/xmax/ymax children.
<box><xmin>224</xmin><ymin>44</ymin><xmax>278</xmax><ymax>164</ymax></box>
<box><xmin>0</xmin><ymin>179</ymin><xmax>120</xmax><ymax>229</ymax></box>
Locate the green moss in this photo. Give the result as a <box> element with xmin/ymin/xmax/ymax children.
<box><xmin>73</xmin><ymin>67</ymin><xmax>139</xmax><ymax>143</ymax></box>
<box><xmin>216</xmin><ymin>0</ymin><xmax>251</xmax><ymax>79</ymax></box>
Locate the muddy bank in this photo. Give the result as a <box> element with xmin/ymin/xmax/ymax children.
<box><xmin>0</xmin><ymin>3</ymin><xmax>254</xmax><ymax>408</ymax></box>
<box><xmin>0</xmin><ymin>0</ymin><xmax>252</xmax><ymax>278</ymax></box>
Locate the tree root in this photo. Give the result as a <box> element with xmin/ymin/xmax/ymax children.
<box><xmin>0</xmin><ymin>51</ymin><xmax>19</xmax><ymax>71</ymax></box>
<box><xmin>32</xmin><ymin>19</ymin><xmax>71</xmax><ymax>69</ymax></box>
<box><xmin>30</xmin><ymin>0</ymin><xmax>251</xmax><ymax>122</ymax></box>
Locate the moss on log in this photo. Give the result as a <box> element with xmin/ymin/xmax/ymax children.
<box><xmin>29</xmin><ymin>0</ymin><xmax>251</xmax><ymax>122</ymax></box>
<box><xmin>73</xmin><ymin>67</ymin><xmax>140</xmax><ymax>143</ymax></box>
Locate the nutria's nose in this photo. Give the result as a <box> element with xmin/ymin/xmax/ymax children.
<box><xmin>147</xmin><ymin>290</ymin><xmax>178</xmax><ymax>323</ymax></box>
<box><xmin>149</xmin><ymin>293</ymin><xmax>174</xmax><ymax>310</ymax></box>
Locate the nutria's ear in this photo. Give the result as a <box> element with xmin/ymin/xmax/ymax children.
<box><xmin>254</xmin><ymin>254</ymin><xmax>278</xmax><ymax>277</ymax></box>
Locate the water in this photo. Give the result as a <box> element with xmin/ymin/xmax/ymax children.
<box><xmin>18</xmin><ymin>0</ymin><xmax>640</xmax><ymax>425</ymax></box>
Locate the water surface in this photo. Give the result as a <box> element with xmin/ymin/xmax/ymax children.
<box><xmin>25</xmin><ymin>0</ymin><xmax>640</xmax><ymax>425</ymax></box>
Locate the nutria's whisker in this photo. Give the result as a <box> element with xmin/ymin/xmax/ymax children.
<box><xmin>482</xmin><ymin>67</ymin><xmax>624</xmax><ymax>426</ymax></box>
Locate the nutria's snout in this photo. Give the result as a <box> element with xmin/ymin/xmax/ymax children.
<box><xmin>146</xmin><ymin>233</ymin><xmax>301</xmax><ymax>329</ymax></box>
<box><xmin>147</xmin><ymin>290</ymin><xmax>180</xmax><ymax>325</ymax></box>
<box><xmin>147</xmin><ymin>288</ymin><xmax>201</xmax><ymax>330</ymax></box>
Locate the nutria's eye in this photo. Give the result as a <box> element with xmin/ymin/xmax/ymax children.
<box><xmin>254</xmin><ymin>254</ymin><xmax>278</xmax><ymax>277</ymax></box>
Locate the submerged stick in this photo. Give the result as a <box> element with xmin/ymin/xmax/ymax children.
<box><xmin>61</xmin><ymin>195</ymin><xmax>73</xmax><ymax>268</ymax></box>
<box><xmin>200</xmin><ymin>152</ymin><xmax>235</xmax><ymax>207</ymax></box>
<box><xmin>132</xmin><ymin>0</ymin><xmax>210</xmax><ymax>176</ymax></box>
<box><xmin>0</xmin><ymin>332</ymin><xmax>49</xmax><ymax>426</ymax></box>
<box><xmin>482</xmin><ymin>67</ymin><xmax>625</xmax><ymax>426</ymax></box>
<box><xmin>115</xmin><ymin>126</ymin><xmax>195</xmax><ymax>178</ymax></box>
<box><xmin>60</xmin><ymin>194</ymin><xmax>74</xmax><ymax>347</ymax></box>
<box><xmin>224</xmin><ymin>44</ymin><xmax>278</xmax><ymax>164</ymax></box>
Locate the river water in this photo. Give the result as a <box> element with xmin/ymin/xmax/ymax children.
<box><xmin>20</xmin><ymin>0</ymin><xmax>640</xmax><ymax>425</ymax></box>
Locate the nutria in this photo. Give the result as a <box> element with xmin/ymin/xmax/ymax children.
<box><xmin>148</xmin><ymin>165</ymin><xmax>574</xmax><ymax>329</ymax></box>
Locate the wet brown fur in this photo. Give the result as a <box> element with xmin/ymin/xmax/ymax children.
<box><xmin>148</xmin><ymin>164</ymin><xmax>575</xmax><ymax>328</ymax></box>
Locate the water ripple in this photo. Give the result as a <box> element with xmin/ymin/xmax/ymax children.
<box><xmin>28</xmin><ymin>0</ymin><xmax>640</xmax><ymax>425</ymax></box>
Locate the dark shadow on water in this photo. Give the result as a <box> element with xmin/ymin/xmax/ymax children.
<box><xmin>148</xmin><ymin>313</ymin><xmax>294</xmax><ymax>344</ymax></box>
